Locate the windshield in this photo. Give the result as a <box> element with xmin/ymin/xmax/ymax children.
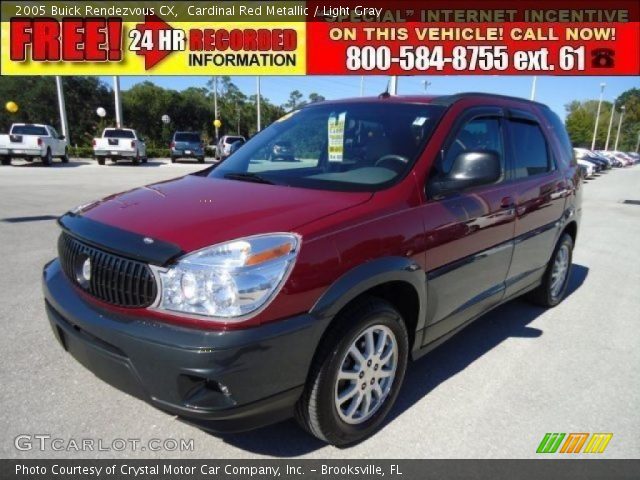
<box><xmin>209</xmin><ymin>102</ymin><xmax>444</xmax><ymax>191</ymax></box>
<box><xmin>104</xmin><ymin>129</ymin><xmax>135</xmax><ymax>139</ymax></box>
<box><xmin>12</xmin><ymin>125</ymin><xmax>48</xmax><ymax>136</ymax></box>
<box><xmin>175</xmin><ymin>132</ymin><xmax>201</xmax><ymax>142</ymax></box>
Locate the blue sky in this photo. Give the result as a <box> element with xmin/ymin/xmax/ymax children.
<box><xmin>102</xmin><ymin>75</ymin><xmax>639</xmax><ymax>119</ymax></box>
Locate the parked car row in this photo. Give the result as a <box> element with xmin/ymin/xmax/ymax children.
<box><xmin>0</xmin><ymin>123</ymin><xmax>249</xmax><ymax>167</ymax></box>
<box><xmin>574</xmin><ymin>147</ymin><xmax>638</xmax><ymax>179</ymax></box>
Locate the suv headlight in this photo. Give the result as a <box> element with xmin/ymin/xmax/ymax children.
<box><xmin>155</xmin><ymin>233</ymin><xmax>299</xmax><ymax>321</ymax></box>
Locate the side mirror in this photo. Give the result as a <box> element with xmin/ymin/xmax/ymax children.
<box><xmin>229</xmin><ymin>140</ymin><xmax>243</xmax><ymax>155</ymax></box>
<box><xmin>428</xmin><ymin>150</ymin><xmax>501</xmax><ymax>197</ymax></box>
<box><xmin>59</xmin><ymin>135</ymin><xmax>66</xmax><ymax>140</ymax></box>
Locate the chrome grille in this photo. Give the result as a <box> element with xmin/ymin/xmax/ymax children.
<box><xmin>58</xmin><ymin>233</ymin><xmax>157</xmax><ymax>308</ymax></box>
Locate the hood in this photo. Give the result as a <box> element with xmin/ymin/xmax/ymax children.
<box><xmin>76</xmin><ymin>174</ymin><xmax>372</xmax><ymax>253</ymax></box>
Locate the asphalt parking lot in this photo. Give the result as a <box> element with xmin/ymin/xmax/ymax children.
<box><xmin>1</xmin><ymin>158</ymin><xmax>639</xmax><ymax>459</ymax></box>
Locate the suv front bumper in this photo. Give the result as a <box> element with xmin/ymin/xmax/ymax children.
<box><xmin>42</xmin><ymin>259</ymin><xmax>328</xmax><ymax>432</ymax></box>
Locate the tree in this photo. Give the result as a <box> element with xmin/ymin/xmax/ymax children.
<box><xmin>0</xmin><ymin>76</ymin><xmax>112</xmax><ymax>146</ymax></box>
<box><xmin>565</xmin><ymin>104</ymin><xmax>594</xmax><ymax>148</ymax></box>
<box><xmin>284</xmin><ymin>90</ymin><xmax>304</xmax><ymax>110</ymax></box>
<box><xmin>565</xmin><ymin>88</ymin><xmax>640</xmax><ymax>151</ymax></box>
<box><xmin>308</xmin><ymin>92</ymin><xmax>326</xmax><ymax>104</ymax></box>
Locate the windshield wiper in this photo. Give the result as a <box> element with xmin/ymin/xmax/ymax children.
<box><xmin>223</xmin><ymin>172</ymin><xmax>275</xmax><ymax>185</ymax></box>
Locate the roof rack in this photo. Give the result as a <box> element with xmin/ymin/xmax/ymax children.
<box><xmin>431</xmin><ymin>92</ymin><xmax>548</xmax><ymax>108</ymax></box>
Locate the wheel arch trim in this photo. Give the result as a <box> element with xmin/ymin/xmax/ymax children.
<box><xmin>309</xmin><ymin>256</ymin><xmax>427</xmax><ymax>342</ymax></box>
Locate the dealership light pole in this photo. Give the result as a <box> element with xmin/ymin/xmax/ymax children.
<box><xmin>256</xmin><ymin>77</ymin><xmax>262</xmax><ymax>132</ymax></box>
<box><xmin>389</xmin><ymin>76</ymin><xmax>398</xmax><ymax>95</ymax></box>
<box><xmin>591</xmin><ymin>82</ymin><xmax>606</xmax><ymax>150</ymax></box>
<box><xmin>614</xmin><ymin>105</ymin><xmax>626</xmax><ymax>151</ymax></box>
<box><xmin>113</xmin><ymin>76</ymin><xmax>123</xmax><ymax>128</ymax></box>
<box><xmin>55</xmin><ymin>76</ymin><xmax>69</xmax><ymax>141</ymax></box>
<box><xmin>213</xmin><ymin>76</ymin><xmax>219</xmax><ymax>139</ymax></box>
<box><xmin>530</xmin><ymin>76</ymin><xmax>537</xmax><ymax>101</ymax></box>
<box><xmin>605</xmin><ymin>102</ymin><xmax>616</xmax><ymax>151</ymax></box>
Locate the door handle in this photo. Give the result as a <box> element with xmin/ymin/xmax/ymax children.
<box><xmin>500</xmin><ymin>196</ymin><xmax>516</xmax><ymax>209</ymax></box>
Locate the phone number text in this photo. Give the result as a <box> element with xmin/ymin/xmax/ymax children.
<box><xmin>346</xmin><ymin>45</ymin><xmax>586</xmax><ymax>72</ymax></box>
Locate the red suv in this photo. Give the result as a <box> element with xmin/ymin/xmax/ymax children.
<box><xmin>43</xmin><ymin>93</ymin><xmax>581</xmax><ymax>445</ymax></box>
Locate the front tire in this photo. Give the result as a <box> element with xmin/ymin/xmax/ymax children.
<box><xmin>198</xmin><ymin>156</ymin><xmax>205</xmax><ymax>163</ymax></box>
<box><xmin>527</xmin><ymin>233</ymin><xmax>574</xmax><ymax>307</ymax></box>
<box><xmin>96</xmin><ymin>157</ymin><xmax>105</xmax><ymax>166</ymax></box>
<box><xmin>0</xmin><ymin>156</ymin><xmax>10</xmax><ymax>166</ymax></box>
<box><xmin>296</xmin><ymin>297</ymin><xmax>409</xmax><ymax>446</ymax></box>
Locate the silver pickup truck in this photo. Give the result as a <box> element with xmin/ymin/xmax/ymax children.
<box><xmin>0</xmin><ymin>123</ymin><xmax>68</xmax><ymax>166</ymax></box>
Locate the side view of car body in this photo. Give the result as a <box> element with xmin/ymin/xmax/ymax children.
<box><xmin>216</xmin><ymin>135</ymin><xmax>246</xmax><ymax>160</ymax></box>
<box><xmin>170</xmin><ymin>131</ymin><xmax>205</xmax><ymax>163</ymax></box>
<box><xmin>93</xmin><ymin>128</ymin><xmax>147</xmax><ymax>165</ymax></box>
<box><xmin>43</xmin><ymin>93</ymin><xmax>581</xmax><ymax>446</ymax></box>
<box><xmin>0</xmin><ymin>123</ymin><xmax>68</xmax><ymax>165</ymax></box>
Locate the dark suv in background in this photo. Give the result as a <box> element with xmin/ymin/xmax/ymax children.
<box><xmin>170</xmin><ymin>131</ymin><xmax>205</xmax><ymax>163</ymax></box>
<box><xmin>43</xmin><ymin>93</ymin><xmax>581</xmax><ymax>446</ymax></box>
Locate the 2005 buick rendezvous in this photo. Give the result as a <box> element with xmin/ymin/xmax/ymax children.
<box><xmin>43</xmin><ymin>93</ymin><xmax>581</xmax><ymax>445</ymax></box>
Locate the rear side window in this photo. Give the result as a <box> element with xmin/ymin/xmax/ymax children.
<box><xmin>224</xmin><ymin>136</ymin><xmax>244</xmax><ymax>144</ymax></box>
<box><xmin>175</xmin><ymin>132</ymin><xmax>200</xmax><ymax>142</ymax></box>
<box><xmin>104</xmin><ymin>129</ymin><xmax>135</xmax><ymax>139</ymax></box>
<box><xmin>509</xmin><ymin>121</ymin><xmax>551</xmax><ymax>178</ymax></box>
<box><xmin>11</xmin><ymin>125</ymin><xmax>48</xmax><ymax>136</ymax></box>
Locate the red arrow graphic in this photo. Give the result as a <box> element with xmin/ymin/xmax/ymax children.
<box><xmin>133</xmin><ymin>15</ymin><xmax>175</xmax><ymax>70</ymax></box>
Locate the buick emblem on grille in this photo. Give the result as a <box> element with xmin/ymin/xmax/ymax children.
<box><xmin>75</xmin><ymin>255</ymin><xmax>91</xmax><ymax>288</ymax></box>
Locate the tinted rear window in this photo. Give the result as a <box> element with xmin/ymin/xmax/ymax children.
<box><xmin>175</xmin><ymin>132</ymin><xmax>201</xmax><ymax>142</ymax></box>
<box><xmin>104</xmin><ymin>129</ymin><xmax>135</xmax><ymax>139</ymax></box>
<box><xmin>224</xmin><ymin>137</ymin><xmax>244</xmax><ymax>144</ymax></box>
<box><xmin>11</xmin><ymin>125</ymin><xmax>48</xmax><ymax>136</ymax></box>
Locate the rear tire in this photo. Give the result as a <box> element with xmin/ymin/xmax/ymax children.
<box><xmin>527</xmin><ymin>233</ymin><xmax>574</xmax><ymax>307</ymax></box>
<box><xmin>142</xmin><ymin>157</ymin><xmax>148</xmax><ymax>164</ymax></box>
<box><xmin>295</xmin><ymin>297</ymin><xmax>409</xmax><ymax>446</ymax></box>
<box><xmin>60</xmin><ymin>148</ymin><xmax>69</xmax><ymax>163</ymax></box>
<box><xmin>132</xmin><ymin>153</ymin><xmax>140</xmax><ymax>165</ymax></box>
<box><xmin>198</xmin><ymin>156</ymin><xmax>205</xmax><ymax>163</ymax></box>
<box><xmin>96</xmin><ymin>157</ymin><xmax>105</xmax><ymax>166</ymax></box>
<box><xmin>170</xmin><ymin>156</ymin><xmax>177</xmax><ymax>163</ymax></box>
<box><xmin>41</xmin><ymin>148</ymin><xmax>52</xmax><ymax>166</ymax></box>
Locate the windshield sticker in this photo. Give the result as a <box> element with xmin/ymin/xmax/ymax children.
<box><xmin>328</xmin><ymin>112</ymin><xmax>346</xmax><ymax>162</ymax></box>
<box><xmin>413</xmin><ymin>117</ymin><xmax>428</xmax><ymax>126</ymax></box>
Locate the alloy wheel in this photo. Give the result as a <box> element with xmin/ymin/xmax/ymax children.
<box><xmin>334</xmin><ymin>325</ymin><xmax>398</xmax><ymax>425</ymax></box>
<box><xmin>550</xmin><ymin>244</ymin><xmax>570</xmax><ymax>298</ymax></box>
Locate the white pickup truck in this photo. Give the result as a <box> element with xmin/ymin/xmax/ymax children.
<box><xmin>0</xmin><ymin>123</ymin><xmax>68</xmax><ymax>166</ymax></box>
<box><xmin>93</xmin><ymin>128</ymin><xmax>147</xmax><ymax>165</ymax></box>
